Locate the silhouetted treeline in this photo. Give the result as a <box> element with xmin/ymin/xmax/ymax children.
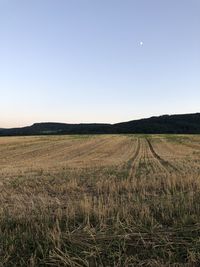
<box><xmin>1</xmin><ymin>113</ymin><xmax>200</xmax><ymax>136</ymax></box>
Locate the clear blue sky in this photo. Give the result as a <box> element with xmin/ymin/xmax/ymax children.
<box><xmin>0</xmin><ymin>0</ymin><xmax>200</xmax><ymax>127</ymax></box>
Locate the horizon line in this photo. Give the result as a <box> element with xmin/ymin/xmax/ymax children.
<box><xmin>1</xmin><ymin>112</ymin><xmax>200</xmax><ymax>129</ymax></box>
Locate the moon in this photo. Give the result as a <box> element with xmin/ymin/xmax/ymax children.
<box><xmin>140</xmin><ymin>41</ymin><xmax>143</xmax><ymax>46</ymax></box>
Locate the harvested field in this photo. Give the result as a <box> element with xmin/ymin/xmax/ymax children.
<box><xmin>0</xmin><ymin>134</ymin><xmax>200</xmax><ymax>266</ymax></box>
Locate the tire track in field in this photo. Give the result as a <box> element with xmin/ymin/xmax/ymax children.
<box><xmin>146</xmin><ymin>138</ymin><xmax>180</xmax><ymax>173</ymax></box>
<box><xmin>128</xmin><ymin>138</ymin><xmax>141</xmax><ymax>178</ymax></box>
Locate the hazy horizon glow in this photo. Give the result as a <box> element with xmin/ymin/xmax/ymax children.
<box><xmin>1</xmin><ymin>0</ymin><xmax>200</xmax><ymax>128</ymax></box>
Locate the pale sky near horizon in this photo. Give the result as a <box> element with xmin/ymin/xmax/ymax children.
<box><xmin>0</xmin><ymin>0</ymin><xmax>200</xmax><ymax>128</ymax></box>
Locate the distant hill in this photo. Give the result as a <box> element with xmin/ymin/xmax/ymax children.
<box><xmin>113</xmin><ymin>113</ymin><xmax>200</xmax><ymax>134</ymax></box>
<box><xmin>1</xmin><ymin>113</ymin><xmax>200</xmax><ymax>136</ymax></box>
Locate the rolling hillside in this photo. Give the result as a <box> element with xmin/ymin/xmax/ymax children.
<box><xmin>0</xmin><ymin>113</ymin><xmax>200</xmax><ymax>136</ymax></box>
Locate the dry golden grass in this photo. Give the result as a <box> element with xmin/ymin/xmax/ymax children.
<box><xmin>0</xmin><ymin>134</ymin><xmax>200</xmax><ymax>266</ymax></box>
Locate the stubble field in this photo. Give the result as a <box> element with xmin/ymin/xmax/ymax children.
<box><xmin>0</xmin><ymin>135</ymin><xmax>200</xmax><ymax>266</ymax></box>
